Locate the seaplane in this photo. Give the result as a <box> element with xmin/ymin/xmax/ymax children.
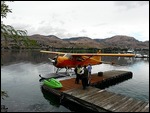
<box><xmin>40</xmin><ymin>50</ymin><xmax>135</xmax><ymax>76</ymax></box>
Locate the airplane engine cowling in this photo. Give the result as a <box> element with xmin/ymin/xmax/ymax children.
<box><xmin>48</xmin><ymin>56</ymin><xmax>57</xmax><ymax>66</ymax></box>
<box><xmin>53</xmin><ymin>55</ymin><xmax>58</xmax><ymax>66</ymax></box>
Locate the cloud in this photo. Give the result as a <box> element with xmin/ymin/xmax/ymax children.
<box><xmin>114</xmin><ymin>1</ymin><xmax>149</xmax><ymax>9</ymax></box>
<box><xmin>2</xmin><ymin>1</ymin><xmax>149</xmax><ymax>41</ymax></box>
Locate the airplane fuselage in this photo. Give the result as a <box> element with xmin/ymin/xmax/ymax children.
<box><xmin>54</xmin><ymin>55</ymin><xmax>102</xmax><ymax>68</ymax></box>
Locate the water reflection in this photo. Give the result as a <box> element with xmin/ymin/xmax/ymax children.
<box><xmin>1</xmin><ymin>49</ymin><xmax>55</xmax><ymax>65</ymax></box>
<box><xmin>40</xmin><ymin>87</ymin><xmax>60</xmax><ymax>107</ymax></box>
<box><xmin>102</xmin><ymin>56</ymin><xmax>149</xmax><ymax>66</ymax></box>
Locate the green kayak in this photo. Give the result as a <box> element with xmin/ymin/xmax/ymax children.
<box><xmin>43</xmin><ymin>78</ymin><xmax>63</xmax><ymax>89</ymax></box>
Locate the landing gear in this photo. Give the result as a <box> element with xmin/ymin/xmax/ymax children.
<box><xmin>56</xmin><ymin>68</ymin><xmax>62</xmax><ymax>73</ymax></box>
<box><xmin>65</xmin><ymin>67</ymin><xmax>73</xmax><ymax>76</ymax></box>
<box><xmin>55</xmin><ymin>67</ymin><xmax>74</xmax><ymax>76</ymax></box>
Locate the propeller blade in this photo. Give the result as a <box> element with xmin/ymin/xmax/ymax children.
<box><xmin>48</xmin><ymin>58</ymin><xmax>55</xmax><ymax>63</ymax></box>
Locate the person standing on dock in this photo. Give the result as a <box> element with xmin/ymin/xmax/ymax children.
<box><xmin>74</xmin><ymin>65</ymin><xmax>82</xmax><ymax>84</ymax></box>
<box><xmin>87</xmin><ymin>64</ymin><xmax>92</xmax><ymax>76</ymax></box>
<box><xmin>81</xmin><ymin>65</ymin><xmax>89</xmax><ymax>90</ymax></box>
<box><xmin>87</xmin><ymin>64</ymin><xmax>92</xmax><ymax>84</ymax></box>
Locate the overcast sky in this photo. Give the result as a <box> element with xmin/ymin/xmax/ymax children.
<box><xmin>3</xmin><ymin>1</ymin><xmax>149</xmax><ymax>41</ymax></box>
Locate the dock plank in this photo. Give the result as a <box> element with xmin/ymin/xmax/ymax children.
<box><xmin>95</xmin><ymin>93</ymin><xmax>121</xmax><ymax>108</ymax></box>
<box><xmin>135</xmin><ymin>102</ymin><xmax>149</xmax><ymax>112</ymax></box>
<box><xmin>85</xmin><ymin>90</ymin><xmax>113</xmax><ymax>104</ymax></box>
<box><xmin>121</xmin><ymin>98</ymin><xmax>142</xmax><ymax>112</ymax></box>
<box><xmin>74</xmin><ymin>88</ymin><xmax>100</xmax><ymax>98</ymax></box>
<box><xmin>114</xmin><ymin>98</ymin><xmax>133</xmax><ymax>112</ymax></box>
<box><xmin>80</xmin><ymin>89</ymin><xmax>106</xmax><ymax>100</ymax></box>
<box><xmin>102</xmin><ymin>94</ymin><xmax>126</xmax><ymax>110</ymax></box>
<box><xmin>116</xmin><ymin>98</ymin><xmax>137</xmax><ymax>112</ymax></box>
<box><xmin>140</xmin><ymin>103</ymin><xmax>149</xmax><ymax>112</ymax></box>
<box><xmin>118</xmin><ymin>100</ymin><xmax>147</xmax><ymax>112</ymax></box>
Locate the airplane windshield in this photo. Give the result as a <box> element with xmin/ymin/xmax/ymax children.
<box><xmin>64</xmin><ymin>53</ymin><xmax>73</xmax><ymax>59</ymax></box>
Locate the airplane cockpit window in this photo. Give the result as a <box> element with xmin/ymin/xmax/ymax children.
<box><xmin>76</xmin><ymin>56</ymin><xmax>84</xmax><ymax>61</ymax></box>
<box><xmin>64</xmin><ymin>53</ymin><xmax>73</xmax><ymax>59</ymax></box>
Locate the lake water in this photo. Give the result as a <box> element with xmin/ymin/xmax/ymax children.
<box><xmin>1</xmin><ymin>50</ymin><xmax>149</xmax><ymax>112</ymax></box>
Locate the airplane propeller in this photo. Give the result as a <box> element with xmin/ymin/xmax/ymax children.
<box><xmin>48</xmin><ymin>55</ymin><xmax>58</xmax><ymax>66</ymax></box>
<box><xmin>48</xmin><ymin>58</ymin><xmax>55</xmax><ymax>63</ymax></box>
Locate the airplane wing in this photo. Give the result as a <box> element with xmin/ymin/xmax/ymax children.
<box><xmin>40</xmin><ymin>50</ymin><xmax>65</xmax><ymax>55</ymax></box>
<box><xmin>70</xmin><ymin>53</ymin><xmax>135</xmax><ymax>57</ymax></box>
<box><xmin>40</xmin><ymin>50</ymin><xmax>135</xmax><ymax>57</ymax></box>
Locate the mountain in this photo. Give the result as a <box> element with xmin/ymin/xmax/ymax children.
<box><xmin>28</xmin><ymin>34</ymin><xmax>148</xmax><ymax>49</ymax></box>
<box><xmin>63</xmin><ymin>37</ymin><xmax>106</xmax><ymax>48</ymax></box>
<box><xmin>29</xmin><ymin>34</ymin><xmax>68</xmax><ymax>48</ymax></box>
<box><xmin>94</xmin><ymin>35</ymin><xmax>149</xmax><ymax>49</ymax></box>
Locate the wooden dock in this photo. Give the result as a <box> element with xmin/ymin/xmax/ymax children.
<box><xmin>63</xmin><ymin>87</ymin><xmax>149</xmax><ymax>112</ymax></box>
<box><xmin>41</xmin><ymin>70</ymin><xmax>149</xmax><ymax>112</ymax></box>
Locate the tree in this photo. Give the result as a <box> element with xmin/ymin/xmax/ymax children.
<box><xmin>1</xmin><ymin>1</ymin><xmax>32</xmax><ymax>48</ymax></box>
<box><xmin>1</xmin><ymin>1</ymin><xmax>32</xmax><ymax>101</ymax></box>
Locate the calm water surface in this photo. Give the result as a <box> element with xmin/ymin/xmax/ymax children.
<box><xmin>1</xmin><ymin>50</ymin><xmax>149</xmax><ymax>112</ymax></box>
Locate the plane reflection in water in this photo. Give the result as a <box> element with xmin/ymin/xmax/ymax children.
<box><xmin>40</xmin><ymin>50</ymin><xmax>135</xmax><ymax>75</ymax></box>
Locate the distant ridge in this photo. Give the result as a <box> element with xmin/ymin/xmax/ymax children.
<box><xmin>28</xmin><ymin>34</ymin><xmax>149</xmax><ymax>49</ymax></box>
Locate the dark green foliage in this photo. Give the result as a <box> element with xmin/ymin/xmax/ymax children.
<box><xmin>1</xmin><ymin>1</ymin><xmax>12</xmax><ymax>18</ymax></box>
